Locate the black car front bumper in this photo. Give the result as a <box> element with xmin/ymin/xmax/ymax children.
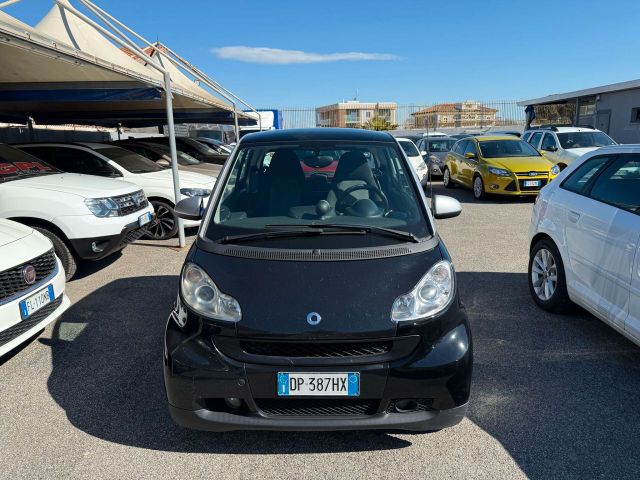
<box><xmin>70</xmin><ymin>219</ymin><xmax>150</xmax><ymax>261</ymax></box>
<box><xmin>164</xmin><ymin>299</ymin><xmax>472</xmax><ymax>432</ymax></box>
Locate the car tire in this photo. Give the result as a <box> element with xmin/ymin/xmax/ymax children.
<box><xmin>472</xmin><ymin>175</ymin><xmax>485</xmax><ymax>200</ymax></box>
<box><xmin>145</xmin><ymin>200</ymin><xmax>179</xmax><ymax>240</ymax></box>
<box><xmin>443</xmin><ymin>168</ymin><xmax>455</xmax><ymax>188</ymax></box>
<box><xmin>528</xmin><ymin>238</ymin><xmax>572</xmax><ymax>312</ymax></box>
<box><xmin>33</xmin><ymin>226</ymin><xmax>77</xmax><ymax>281</ymax></box>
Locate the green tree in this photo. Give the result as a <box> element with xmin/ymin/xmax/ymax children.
<box><xmin>362</xmin><ymin>116</ymin><xmax>398</xmax><ymax>131</ymax></box>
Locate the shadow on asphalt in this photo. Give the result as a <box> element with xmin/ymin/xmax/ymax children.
<box><xmin>460</xmin><ymin>271</ymin><xmax>640</xmax><ymax>479</ymax></box>
<box><xmin>44</xmin><ymin>272</ymin><xmax>640</xmax><ymax>471</ymax></box>
<box><xmin>44</xmin><ymin>276</ymin><xmax>411</xmax><ymax>454</ymax></box>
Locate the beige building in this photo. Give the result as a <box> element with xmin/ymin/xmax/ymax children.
<box><xmin>411</xmin><ymin>101</ymin><xmax>498</xmax><ymax>129</ymax></box>
<box><xmin>316</xmin><ymin>101</ymin><xmax>397</xmax><ymax>128</ymax></box>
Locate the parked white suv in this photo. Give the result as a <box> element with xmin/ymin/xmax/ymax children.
<box><xmin>0</xmin><ymin>219</ymin><xmax>70</xmax><ymax>357</ymax></box>
<box><xmin>528</xmin><ymin>144</ymin><xmax>639</xmax><ymax>346</ymax></box>
<box><xmin>0</xmin><ymin>144</ymin><xmax>154</xmax><ymax>279</ymax></box>
<box><xmin>524</xmin><ymin>126</ymin><xmax>616</xmax><ymax>170</ymax></box>
<box><xmin>17</xmin><ymin>143</ymin><xmax>216</xmax><ymax>240</ymax></box>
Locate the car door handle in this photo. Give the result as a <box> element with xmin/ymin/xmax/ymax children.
<box><xmin>568</xmin><ymin>210</ymin><xmax>581</xmax><ymax>223</ymax></box>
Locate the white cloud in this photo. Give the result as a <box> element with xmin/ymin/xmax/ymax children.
<box><xmin>211</xmin><ymin>46</ymin><xmax>400</xmax><ymax>64</ymax></box>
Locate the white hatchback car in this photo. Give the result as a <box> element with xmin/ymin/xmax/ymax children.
<box><xmin>0</xmin><ymin>219</ymin><xmax>70</xmax><ymax>357</ymax></box>
<box><xmin>396</xmin><ymin>137</ymin><xmax>429</xmax><ymax>185</ymax></box>
<box><xmin>528</xmin><ymin>145</ymin><xmax>640</xmax><ymax>346</ymax></box>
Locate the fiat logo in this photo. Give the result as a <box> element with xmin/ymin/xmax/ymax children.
<box><xmin>22</xmin><ymin>265</ymin><xmax>36</xmax><ymax>285</ymax></box>
<box><xmin>306</xmin><ymin>312</ymin><xmax>322</xmax><ymax>326</ymax></box>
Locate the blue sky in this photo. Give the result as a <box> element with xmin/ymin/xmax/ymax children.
<box><xmin>5</xmin><ymin>0</ymin><xmax>640</xmax><ymax>107</ymax></box>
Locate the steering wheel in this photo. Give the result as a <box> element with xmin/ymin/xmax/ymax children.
<box><xmin>335</xmin><ymin>184</ymin><xmax>389</xmax><ymax>215</ymax></box>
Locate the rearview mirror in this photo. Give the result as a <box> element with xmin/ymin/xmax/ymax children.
<box><xmin>175</xmin><ymin>196</ymin><xmax>204</xmax><ymax>221</ymax></box>
<box><xmin>432</xmin><ymin>195</ymin><xmax>462</xmax><ymax>219</ymax></box>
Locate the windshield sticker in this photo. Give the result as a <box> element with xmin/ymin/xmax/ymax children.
<box><xmin>0</xmin><ymin>161</ymin><xmax>60</xmax><ymax>179</ymax></box>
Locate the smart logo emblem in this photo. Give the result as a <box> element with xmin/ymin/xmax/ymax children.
<box><xmin>306</xmin><ymin>312</ymin><xmax>322</xmax><ymax>326</ymax></box>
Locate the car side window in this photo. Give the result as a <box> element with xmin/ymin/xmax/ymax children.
<box><xmin>522</xmin><ymin>132</ymin><xmax>532</xmax><ymax>142</ymax></box>
<box><xmin>464</xmin><ymin>140</ymin><xmax>477</xmax><ymax>157</ymax></box>
<box><xmin>541</xmin><ymin>133</ymin><xmax>557</xmax><ymax>151</ymax></box>
<box><xmin>49</xmin><ymin>148</ymin><xmax>117</xmax><ymax>177</ymax></box>
<box><xmin>561</xmin><ymin>156</ymin><xmax>611</xmax><ymax>194</ymax></box>
<box><xmin>528</xmin><ymin>132</ymin><xmax>543</xmax><ymax>148</ymax></box>
<box><xmin>454</xmin><ymin>140</ymin><xmax>468</xmax><ymax>155</ymax></box>
<box><xmin>588</xmin><ymin>154</ymin><xmax>640</xmax><ymax>214</ymax></box>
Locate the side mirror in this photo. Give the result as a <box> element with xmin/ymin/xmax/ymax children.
<box><xmin>175</xmin><ymin>196</ymin><xmax>204</xmax><ymax>221</ymax></box>
<box><xmin>420</xmin><ymin>150</ymin><xmax>428</xmax><ymax>157</ymax></box>
<box><xmin>544</xmin><ymin>145</ymin><xmax>558</xmax><ymax>152</ymax></box>
<box><xmin>432</xmin><ymin>194</ymin><xmax>462</xmax><ymax>219</ymax></box>
<box><xmin>464</xmin><ymin>152</ymin><xmax>476</xmax><ymax>160</ymax></box>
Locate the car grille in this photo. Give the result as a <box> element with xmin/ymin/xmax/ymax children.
<box><xmin>118</xmin><ymin>226</ymin><xmax>148</xmax><ymax>248</ymax></box>
<box><xmin>518</xmin><ymin>179</ymin><xmax>548</xmax><ymax>191</ymax></box>
<box><xmin>0</xmin><ymin>295</ymin><xmax>62</xmax><ymax>348</ymax></box>
<box><xmin>240</xmin><ymin>340</ymin><xmax>392</xmax><ymax>358</ymax></box>
<box><xmin>256</xmin><ymin>399</ymin><xmax>379</xmax><ymax>416</ymax></box>
<box><xmin>0</xmin><ymin>249</ymin><xmax>56</xmax><ymax>303</ymax></box>
<box><xmin>114</xmin><ymin>190</ymin><xmax>148</xmax><ymax>216</ymax></box>
<box><xmin>515</xmin><ymin>171</ymin><xmax>549</xmax><ymax>176</ymax></box>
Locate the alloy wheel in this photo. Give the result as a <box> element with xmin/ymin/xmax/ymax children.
<box><xmin>147</xmin><ymin>204</ymin><xmax>175</xmax><ymax>240</ymax></box>
<box><xmin>473</xmin><ymin>176</ymin><xmax>483</xmax><ymax>199</ymax></box>
<box><xmin>531</xmin><ymin>248</ymin><xmax>558</xmax><ymax>301</ymax></box>
<box><xmin>443</xmin><ymin>169</ymin><xmax>450</xmax><ymax>186</ymax></box>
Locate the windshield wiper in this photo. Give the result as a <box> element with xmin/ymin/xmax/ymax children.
<box><xmin>217</xmin><ymin>228</ymin><xmax>365</xmax><ymax>245</ymax></box>
<box><xmin>266</xmin><ymin>223</ymin><xmax>421</xmax><ymax>243</ymax></box>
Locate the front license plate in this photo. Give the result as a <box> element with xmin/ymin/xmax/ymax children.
<box><xmin>139</xmin><ymin>212</ymin><xmax>153</xmax><ymax>227</ymax></box>
<box><xmin>19</xmin><ymin>285</ymin><xmax>54</xmax><ymax>319</ymax></box>
<box><xmin>277</xmin><ymin>372</ymin><xmax>359</xmax><ymax>396</ymax></box>
<box><xmin>524</xmin><ymin>180</ymin><xmax>540</xmax><ymax>187</ymax></box>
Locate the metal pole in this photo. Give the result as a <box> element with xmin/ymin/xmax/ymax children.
<box><xmin>232</xmin><ymin>101</ymin><xmax>239</xmax><ymax>143</ymax></box>
<box><xmin>164</xmin><ymin>71</ymin><xmax>185</xmax><ymax>247</ymax></box>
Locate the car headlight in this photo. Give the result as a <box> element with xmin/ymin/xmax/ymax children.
<box><xmin>551</xmin><ymin>164</ymin><xmax>561</xmax><ymax>176</ymax></box>
<box><xmin>84</xmin><ymin>197</ymin><xmax>120</xmax><ymax>217</ymax></box>
<box><xmin>488</xmin><ymin>167</ymin><xmax>511</xmax><ymax>177</ymax></box>
<box><xmin>180</xmin><ymin>188</ymin><xmax>211</xmax><ymax>197</ymax></box>
<box><xmin>391</xmin><ymin>260</ymin><xmax>454</xmax><ymax>322</ymax></box>
<box><xmin>180</xmin><ymin>263</ymin><xmax>241</xmax><ymax>322</ymax></box>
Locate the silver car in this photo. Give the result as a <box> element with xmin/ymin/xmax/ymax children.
<box><xmin>415</xmin><ymin>136</ymin><xmax>457</xmax><ymax>177</ymax></box>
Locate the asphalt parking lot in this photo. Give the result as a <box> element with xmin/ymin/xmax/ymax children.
<box><xmin>1</xmin><ymin>182</ymin><xmax>639</xmax><ymax>480</ymax></box>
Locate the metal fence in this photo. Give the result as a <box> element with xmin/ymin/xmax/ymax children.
<box><xmin>262</xmin><ymin>100</ymin><xmax>526</xmax><ymax>132</ymax></box>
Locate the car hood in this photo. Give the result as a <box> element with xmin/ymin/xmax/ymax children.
<box><xmin>191</xmin><ymin>246</ymin><xmax>444</xmax><ymax>339</ymax></box>
<box><xmin>0</xmin><ymin>218</ymin><xmax>32</xmax><ymax>247</ymax></box>
<box><xmin>562</xmin><ymin>147</ymin><xmax>598</xmax><ymax>158</ymax></box>
<box><xmin>136</xmin><ymin>169</ymin><xmax>216</xmax><ymax>186</ymax></box>
<box><xmin>487</xmin><ymin>156</ymin><xmax>554</xmax><ymax>172</ymax></box>
<box><xmin>9</xmin><ymin>173</ymin><xmax>141</xmax><ymax>198</ymax></box>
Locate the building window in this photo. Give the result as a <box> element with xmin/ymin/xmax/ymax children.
<box><xmin>631</xmin><ymin>107</ymin><xmax>640</xmax><ymax>123</ymax></box>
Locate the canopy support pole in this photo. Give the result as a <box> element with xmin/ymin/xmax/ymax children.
<box><xmin>163</xmin><ymin>71</ymin><xmax>185</xmax><ymax>247</ymax></box>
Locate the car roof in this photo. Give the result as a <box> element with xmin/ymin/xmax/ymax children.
<box><xmin>470</xmin><ymin>135</ymin><xmax>521</xmax><ymax>141</ymax></box>
<box><xmin>241</xmin><ymin>128</ymin><xmax>395</xmax><ymax>144</ymax></box>
<box><xmin>527</xmin><ymin>126</ymin><xmax>602</xmax><ymax>133</ymax></box>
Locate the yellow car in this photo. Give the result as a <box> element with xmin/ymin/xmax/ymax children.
<box><xmin>443</xmin><ymin>135</ymin><xmax>559</xmax><ymax>200</ymax></box>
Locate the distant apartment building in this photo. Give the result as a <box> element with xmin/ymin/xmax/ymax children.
<box><xmin>316</xmin><ymin>101</ymin><xmax>397</xmax><ymax>128</ymax></box>
<box><xmin>411</xmin><ymin>101</ymin><xmax>498</xmax><ymax>129</ymax></box>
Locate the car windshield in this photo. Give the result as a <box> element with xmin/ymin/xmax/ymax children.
<box><xmin>399</xmin><ymin>140</ymin><xmax>420</xmax><ymax>156</ymax></box>
<box><xmin>478</xmin><ymin>139</ymin><xmax>541</xmax><ymax>158</ymax></box>
<box><xmin>181</xmin><ymin>138</ymin><xmax>217</xmax><ymax>155</ymax></box>
<box><xmin>205</xmin><ymin>140</ymin><xmax>432</xmax><ymax>247</ymax></box>
<box><xmin>0</xmin><ymin>144</ymin><xmax>61</xmax><ymax>182</ymax></box>
<box><xmin>98</xmin><ymin>147</ymin><xmax>163</xmax><ymax>173</ymax></box>
<box><xmin>150</xmin><ymin>144</ymin><xmax>202</xmax><ymax>165</ymax></box>
<box><xmin>428</xmin><ymin>139</ymin><xmax>456</xmax><ymax>152</ymax></box>
<box><xmin>557</xmin><ymin>131</ymin><xmax>616</xmax><ymax>149</ymax></box>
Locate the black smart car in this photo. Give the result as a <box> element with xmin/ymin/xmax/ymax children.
<box><xmin>164</xmin><ymin>128</ymin><xmax>472</xmax><ymax>432</ymax></box>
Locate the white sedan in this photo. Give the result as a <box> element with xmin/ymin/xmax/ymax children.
<box><xmin>528</xmin><ymin>144</ymin><xmax>640</xmax><ymax>346</ymax></box>
<box><xmin>0</xmin><ymin>219</ymin><xmax>70</xmax><ymax>357</ymax></box>
<box><xmin>396</xmin><ymin>138</ymin><xmax>429</xmax><ymax>185</ymax></box>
